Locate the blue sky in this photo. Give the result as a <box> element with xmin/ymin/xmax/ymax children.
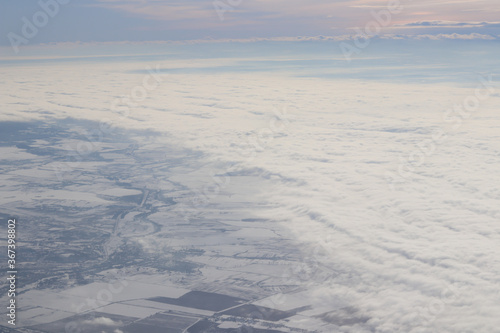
<box><xmin>1</xmin><ymin>0</ymin><xmax>500</xmax><ymax>47</ymax></box>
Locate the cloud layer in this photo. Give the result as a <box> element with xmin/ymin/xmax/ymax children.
<box><xmin>1</xmin><ymin>41</ymin><xmax>500</xmax><ymax>331</ymax></box>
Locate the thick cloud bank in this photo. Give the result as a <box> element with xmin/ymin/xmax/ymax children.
<box><xmin>1</xmin><ymin>41</ymin><xmax>499</xmax><ymax>332</ymax></box>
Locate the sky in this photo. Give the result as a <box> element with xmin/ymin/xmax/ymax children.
<box><xmin>1</xmin><ymin>0</ymin><xmax>500</xmax><ymax>50</ymax></box>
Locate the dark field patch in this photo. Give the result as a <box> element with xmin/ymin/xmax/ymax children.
<box><xmin>221</xmin><ymin>304</ymin><xmax>294</xmax><ymax>321</ymax></box>
<box><xmin>149</xmin><ymin>291</ymin><xmax>246</xmax><ymax>312</ymax></box>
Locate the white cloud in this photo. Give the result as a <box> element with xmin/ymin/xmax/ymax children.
<box><xmin>398</xmin><ymin>20</ymin><xmax>500</xmax><ymax>28</ymax></box>
<box><xmin>83</xmin><ymin>317</ymin><xmax>122</xmax><ymax>326</ymax></box>
<box><xmin>413</xmin><ymin>32</ymin><xmax>497</xmax><ymax>40</ymax></box>
<box><xmin>2</xmin><ymin>42</ymin><xmax>500</xmax><ymax>332</ymax></box>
